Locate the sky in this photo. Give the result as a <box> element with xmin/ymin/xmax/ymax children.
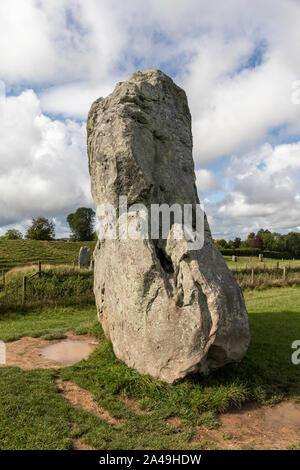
<box><xmin>0</xmin><ymin>0</ymin><xmax>300</xmax><ymax>240</ymax></box>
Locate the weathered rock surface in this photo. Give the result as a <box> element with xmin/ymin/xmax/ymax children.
<box><xmin>87</xmin><ymin>69</ymin><xmax>250</xmax><ymax>383</ymax></box>
<box><xmin>78</xmin><ymin>246</ymin><xmax>91</xmax><ymax>269</ymax></box>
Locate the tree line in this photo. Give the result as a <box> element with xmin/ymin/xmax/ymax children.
<box><xmin>215</xmin><ymin>229</ymin><xmax>300</xmax><ymax>258</ymax></box>
<box><xmin>0</xmin><ymin>207</ymin><xmax>96</xmax><ymax>242</ymax></box>
<box><xmin>2</xmin><ymin>216</ymin><xmax>300</xmax><ymax>258</ymax></box>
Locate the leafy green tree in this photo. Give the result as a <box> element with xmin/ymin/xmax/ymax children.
<box><xmin>3</xmin><ymin>229</ymin><xmax>23</xmax><ymax>240</ymax></box>
<box><xmin>244</xmin><ymin>232</ymin><xmax>255</xmax><ymax>247</ymax></box>
<box><xmin>257</xmin><ymin>229</ymin><xmax>276</xmax><ymax>251</ymax></box>
<box><xmin>273</xmin><ymin>232</ymin><xmax>285</xmax><ymax>252</ymax></box>
<box><xmin>228</xmin><ymin>240</ymin><xmax>235</xmax><ymax>249</ymax></box>
<box><xmin>215</xmin><ymin>239</ymin><xmax>229</xmax><ymax>249</ymax></box>
<box><xmin>284</xmin><ymin>232</ymin><xmax>300</xmax><ymax>258</ymax></box>
<box><xmin>233</xmin><ymin>237</ymin><xmax>241</xmax><ymax>248</ymax></box>
<box><xmin>67</xmin><ymin>207</ymin><xmax>95</xmax><ymax>241</ymax></box>
<box><xmin>251</xmin><ymin>234</ymin><xmax>264</xmax><ymax>249</ymax></box>
<box><xmin>26</xmin><ymin>217</ymin><xmax>55</xmax><ymax>240</ymax></box>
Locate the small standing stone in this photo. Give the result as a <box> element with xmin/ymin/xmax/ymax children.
<box><xmin>78</xmin><ymin>247</ymin><xmax>91</xmax><ymax>269</ymax></box>
<box><xmin>232</xmin><ymin>255</ymin><xmax>237</xmax><ymax>263</ymax></box>
<box><xmin>259</xmin><ymin>253</ymin><xmax>264</xmax><ymax>262</ymax></box>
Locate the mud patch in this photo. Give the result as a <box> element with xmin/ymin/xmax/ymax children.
<box><xmin>193</xmin><ymin>402</ymin><xmax>300</xmax><ymax>450</ymax></box>
<box><xmin>56</xmin><ymin>378</ymin><xmax>121</xmax><ymax>426</ymax></box>
<box><xmin>0</xmin><ymin>331</ymin><xmax>98</xmax><ymax>370</ymax></box>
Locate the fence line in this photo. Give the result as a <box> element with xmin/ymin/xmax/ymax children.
<box><xmin>23</xmin><ymin>261</ymin><xmax>42</xmax><ymax>303</ymax></box>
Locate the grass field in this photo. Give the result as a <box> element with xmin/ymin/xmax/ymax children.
<box><xmin>0</xmin><ymin>276</ymin><xmax>300</xmax><ymax>449</ymax></box>
<box><xmin>225</xmin><ymin>256</ymin><xmax>300</xmax><ymax>269</ymax></box>
<box><xmin>0</xmin><ymin>240</ymin><xmax>298</xmax><ymax>272</ymax></box>
<box><xmin>0</xmin><ymin>240</ymin><xmax>96</xmax><ymax>271</ymax></box>
<box><xmin>0</xmin><ymin>265</ymin><xmax>94</xmax><ymax>312</ymax></box>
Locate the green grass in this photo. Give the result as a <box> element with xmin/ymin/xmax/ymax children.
<box><xmin>0</xmin><ymin>305</ymin><xmax>98</xmax><ymax>342</ymax></box>
<box><xmin>0</xmin><ymin>265</ymin><xmax>94</xmax><ymax>311</ymax></box>
<box><xmin>225</xmin><ymin>255</ymin><xmax>300</xmax><ymax>269</ymax></box>
<box><xmin>0</xmin><ymin>239</ymin><xmax>96</xmax><ymax>271</ymax></box>
<box><xmin>0</xmin><ymin>286</ymin><xmax>300</xmax><ymax>449</ymax></box>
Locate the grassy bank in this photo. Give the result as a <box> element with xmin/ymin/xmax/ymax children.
<box><xmin>232</xmin><ymin>265</ymin><xmax>300</xmax><ymax>289</ymax></box>
<box><xmin>225</xmin><ymin>256</ymin><xmax>300</xmax><ymax>269</ymax></box>
<box><xmin>0</xmin><ymin>286</ymin><xmax>299</xmax><ymax>449</ymax></box>
<box><xmin>0</xmin><ymin>240</ymin><xmax>96</xmax><ymax>271</ymax></box>
<box><xmin>0</xmin><ymin>265</ymin><xmax>94</xmax><ymax>312</ymax></box>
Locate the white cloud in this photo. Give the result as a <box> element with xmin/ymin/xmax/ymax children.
<box><xmin>195</xmin><ymin>169</ymin><xmax>219</xmax><ymax>192</ymax></box>
<box><xmin>0</xmin><ymin>0</ymin><xmax>56</xmax><ymax>83</ymax></box>
<box><xmin>40</xmin><ymin>81</ymin><xmax>116</xmax><ymax>119</ymax></box>
<box><xmin>1</xmin><ymin>0</ymin><xmax>300</xmax><ymax>238</ymax></box>
<box><xmin>205</xmin><ymin>142</ymin><xmax>300</xmax><ymax>238</ymax></box>
<box><xmin>0</xmin><ymin>89</ymin><xmax>92</xmax><ymax>232</ymax></box>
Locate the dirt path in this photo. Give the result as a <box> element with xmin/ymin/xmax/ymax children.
<box><xmin>56</xmin><ymin>378</ymin><xmax>121</xmax><ymax>426</ymax></box>
<box><xmin>56</xmin><ymin>378</ymin><xmax>121</xmax><ymax>451</ymax></box>
<box><xmin>0</xmin><ymin>331</ymin><xmax>98</xmax><ymax>370</ymax></box>
<box><xmin>193</xmin><ymin>401</ymin><xmax>300</xmax><ymax>449</ymax></box>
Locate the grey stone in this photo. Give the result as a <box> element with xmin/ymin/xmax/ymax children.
<box><xmin>78</xmin><ymin>246</ymin><xmax>91</xmax><ymax>269</ymax></box>
<box><xmin>259</xmin><ymin>253</ymin><xmax>264</xmax><ymax>262</ymax></box>
<box><xmin>87</xmin><ymin>69</ymin><xmax>250</xmax><ymax>383</ymax></box>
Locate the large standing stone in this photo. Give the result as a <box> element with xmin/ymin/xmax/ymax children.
<box><xmin>78</xmin><ymin>246</ymin><xmax>91</xmax><ymax>269</ymax></box>
<box><xmin>87</xmin><ymin>69</ymin><xmax>250</xmax><ymax>383</ymax></box>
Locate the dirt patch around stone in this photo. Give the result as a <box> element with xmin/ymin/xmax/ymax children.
<box><xmin>0</xmin><ymin>331</ymin><xmax>98</xmax><ymax>370</ymax></box>
<box><xmin>193</xmin><ymin>401</ymin><xmax>300</xmax><ymax>450</ymax></box>
<box><xmin>56</xmin><ymin>378</ymin><xmax>121</xmax><ymax>427</ymax></box>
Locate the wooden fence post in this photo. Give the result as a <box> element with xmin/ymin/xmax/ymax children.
<box><xmin>283</xmin><ymin>266</ymin><xmax>286</xmax><ymax>281</ymax></box>
<box><xmin>251</xmin><ymin>268</ymin><xmax>254</xmax><ymax>285</ymax></box>
<box><xmin>38</xmin><ymin>261</ymin><xmax>42</xmax><ymax>278</ymax></box>
<box><xmin>23</xmin><ymin>276</ymin><xmax>27</xmax><ymax>303</ymax></box>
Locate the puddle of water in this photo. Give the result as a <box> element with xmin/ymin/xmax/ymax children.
<box><xmin>40</xmin><ymin>340</ymin><xmax>97</xmax><ymax>365</ymax></box>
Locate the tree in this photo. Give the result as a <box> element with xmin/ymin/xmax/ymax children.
<box><xmin>284</xmin><ymin>232</ymin><xmax>300</xmax><ymax>258</ymax></box>
<box><xmin>228</xmin><ymin>240</ymin><xmax>235</xmax><ymax>249</ymax></box>
<box><xmin>257</xmin><ymin>229</ymin><xmax>276</xmax><ymax>251</ymax></box>
<box><xmin>215</xmin><ymin>239</ymin><xmax>229</xmax><ymax>249</ymax></box>
<box><xmin>251</xmin><ymin>234</ymin><xmax>264</xmax><ymax>250</ymax></box>
<box><xmin>233</xmin><ymin>237</ymin><xmax>241</xmax><ymax>249</ymax></box>
<box><xmin>244</xmin><ymin>232</ymin><xmax>255</xmax><ymax>247</ymax></box>
<box><xmin>67</xmin><ymin>207</ymin><xmax>95</xmax><ymax>241</ymax></box>
<box><xmin>273</xmin><ymin>232</ymin><xmax>285</xmax><ymax>252</ymax></box>
<box><xmin>3</xmin><ymin>229</ymin><xmax>23</xmax><ymax>240</ymax></box>
<box><xmin>26</xmin><ymin>217</ymin><xmax>55</xmax><ymax>240</ymax></box>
